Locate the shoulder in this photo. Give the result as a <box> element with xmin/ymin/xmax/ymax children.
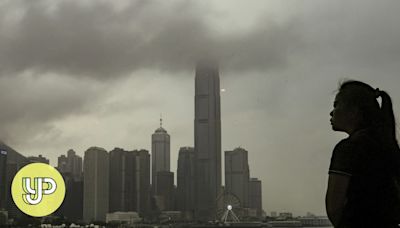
<box><xmin>329</xmin><ymin>138</ymin><xmax>356</xmax><ymax>176</ymax></box>
<box><xmin>334</xmin><ymin>138</ymin><xmax>355</xmax><ymax>152</ymax></box>
<box><xmin>329</xmin><ymin>130</ymin><xmax>382</xmax><ymax>176</ymax></box>
<box><xmin>329</xmin><ymin>136</ymin><xmax>372</xmax><ymax>176</ymax></box>
<box><xmin>334</xmin><ymin>130</ymin><xmax>380</xmax><ymax>157</ymax></box>
<box><xmin>332</xmin><ymin>138</ymin><xmax>363</xmax><ymax>160</ymax></box>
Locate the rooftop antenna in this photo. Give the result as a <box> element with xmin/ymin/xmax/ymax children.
<box><xmin>160</xmin><ymin>113</ymin><xmax>163</xmax><ymax>128</ymax></box>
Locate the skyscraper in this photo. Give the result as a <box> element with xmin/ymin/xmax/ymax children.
<box><xmin>194</xmin><ymin>61</ymin><xmax>222</xmax><ymax>220</ymax></box>
<box><xmin>177</xmin><ymin>147</ymin><xmax>195</xmax><ymax>218</ymax></box>
<box><xmin>0</xmin><ymin>150</ymin><xmax>7</xmax><ymax>210</ymax></box>
<box><xmin>83</xmin><ymin>147</ymin><xmax>109</xmax><ymax>222</ymax></box>
<box><xmin>57</xmin><ymin>150</ymin><xmax>83</xmax><ymax>181</ymax></box>
<box><xmin>68</xmin><ymin>149</ymin><xmax>83</xmax><ymax>180</ymax></box>
<box><xmin>151</xmin><ymin>118</ymin><xmax>170</xmax><ymax>191</ymax></box>
<box><xmin>58</xmin><ymin>155</ymin><xmax>68</xmax><ymax>172</ymax></box>
<box><xmin>109</xmin><ymin>148</ymin><xmax>137</xmax><ymax>212</ymax></box>
<box><xmin>132</xmin><ymin>149</ymin><xmax>151</xmax><ymax>216</ymax></box>
<box><xmin>249</xmin><ymin>178</ymin><xmax>263</xmax><ymax>218</ymax></box>
<box><xmin>55</xmin><ymin>172</ymin><xmax>83</xmax><ymax>221</ymax></box>
<box><xmin>0</xmin><ymin>142</ymin><xmax>28</xmax><ymax>219</ymax></box>
<box><xmin>155</xmin><ymin>171</ymin><xmax>174</xmax><ymax>211</ymax></box>
<box><xmin>56</xmin><ymin>149</ymin><xmax>83</xmax><ymax>220</ymax></box>
<box><xmin>225</xmin><ymin>147</ymin><xmax>250</xmax><ymax>207</ymax></box>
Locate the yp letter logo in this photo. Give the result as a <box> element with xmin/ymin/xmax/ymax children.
<box><xmin>12</xmin><ymin>163</ymin><xmax>65</xmax><ymax>217</ymax></box>
<box><xmin>22</xmin><ymin>177</ymin><xmax>57</xmax><ymax>205</ymax></box>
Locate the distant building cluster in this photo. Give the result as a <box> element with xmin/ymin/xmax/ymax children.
<box><xmin>0</xmin><ymin>63</ymin><xmax>263</xmax><ymax>225</ymax></box>
<box><xmin>268</xmin><ymin>211</ymin><xmax>332</xmax><ymax>227</ymax></box>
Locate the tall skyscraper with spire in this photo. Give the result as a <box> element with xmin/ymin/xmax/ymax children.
<box><xmin>151</xmin><ymin>116</ymin><xmax>170</xmax><ymax>192</ymax></box>
<box><xmin>194</xmin><ymin>61</ymin><xmax>222</xmax><ymax>220</ymax></box>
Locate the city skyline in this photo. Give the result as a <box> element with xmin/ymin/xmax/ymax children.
<box><xmin>1</xmin><ymin>0</ymin><xmax>400</xmax><ymax>217</ymax></box>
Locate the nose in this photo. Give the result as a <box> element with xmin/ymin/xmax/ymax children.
<box><xmin>330</xmin><ymin>110</ymin><xmax>333</xmax><ymax>117</ymax></box>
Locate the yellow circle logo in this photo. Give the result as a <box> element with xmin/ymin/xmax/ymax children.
<box><xmin>11</xmin><ymin>163</ymin><xmax>66</xmax><ymax>217</ymax></box>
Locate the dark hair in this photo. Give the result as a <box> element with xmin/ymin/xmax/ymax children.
<box><xmin>339</xmin><ymin>80</ymin><xmax>400</xmax><ymax>179</ymax></box>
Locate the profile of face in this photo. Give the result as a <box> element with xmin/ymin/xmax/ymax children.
<box><xmin>330</xmin><ymin>92</ymin><xmax>360</xmax><ymax>134</ymax></box>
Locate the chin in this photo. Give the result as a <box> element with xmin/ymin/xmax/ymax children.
<box><xmin>332</xmin><ymin>125</ymin><xmax>346</xmax><ymax>133</ymax></box>
<box><xmin>331</xmin><ymin>125</ymin><xmax>340</xmax><ymax>131</ymax></box>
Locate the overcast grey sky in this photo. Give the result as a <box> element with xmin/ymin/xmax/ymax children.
<box><xmin>1</xmin><ymin>0</ymin><xmax>400</xmax><ymax>216</ymax></box>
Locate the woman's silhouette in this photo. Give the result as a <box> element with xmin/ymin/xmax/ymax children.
<box><xmin>326</xmin><ymin>80</ymin><xmax>400</xmax><ymax>228</ymax></box>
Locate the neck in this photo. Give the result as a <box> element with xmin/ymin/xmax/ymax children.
<box><xmin>348</xmin><ymin>126</ymin><xmax>369</xmax><ymax>136</ymax></box>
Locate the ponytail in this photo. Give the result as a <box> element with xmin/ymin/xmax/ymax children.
<box><xmin>379</xmin><ymin>91</ymin><xmax>400</xmax><ymax>180</ymax></box>
<box><xmin>379</xmin><ymin>91</ymin><xmax>398</xmax><ymax>142</ymax></box>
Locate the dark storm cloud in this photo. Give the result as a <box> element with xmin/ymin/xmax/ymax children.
<box><xmin>0</xmin><ymin>0</ymin><xmax>299</xmax><ymax>79</ymax></box>
<box><xmin>0</xmin><ymin>74</ymin><xmax>102</xmax><ymax>144</ymax></box>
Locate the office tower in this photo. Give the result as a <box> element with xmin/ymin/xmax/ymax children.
<box><xmin>56</xmin><ymin>150</ymin><xmax>83</xmax><ymax>220</ymax></box>
<box><xmin>155</xmin><ymin>171</ymin><xmax>174</xmax><ymax>211</ymax></box>
<box><xmin>177</xmin><ymin>147</ymin><xmax>195</xmax><ymax>216</ymax></box>
<box><xmin>151</xmin><ymin>118</ymin><xmax>170</xmax><ymax>191</ymax></box>
<box><xmin>249</xmin><ymin>178</ymin><xmax>262</xmax><ymax>218</ymax></box>
<box><xmin>0</xmin><ymin>150</ymin><xmax>6</xmax><ymax>210</ymax></box>
<box><xmin>194</xmin><ymin>61</ymin><xmax>222</xmax><ymax>220</ymax></box>
<box><xmin>58</xmin><ymin>149</ymin><xmax>83</xmax><ymax>181</ymax></box>
<box><xmin>68</xmin><ymin>149</ymin><xmax>83</xmax><ymax>180</ymax></box>
<box><xmin>56</xmin><ymin>171</ymin><xmax>83</xmax><ymax>221</ymax></box>
<box><xmin>225</xmin><ymin>147</ymin><xmax>250</xmax><ymax>207</ymax></box>
<box><xmin>83</xmin><ymin>147</ymin><xmax>109</xmax><ymax>222</ymax></box>
<box><xmin>132</xmin><ymin>149</ymin><xmax>150</xmax><ymax>216</ymax></box>
<box><xmin>58</xmin><ymin>155</ymin><xmax>68</xmax><ymax>172</ymax></box>
<box><xmin>0</xmin><ymin>142</ymin><xmax>29</xmax><ymax>219</ymax></box>
<box><xmin>109</xmin><ymin>148</ymin><xmax>137</xmax><ymax>212</ymax></box>
<box><xmin>27</xmin><ymin>154</ymin><xmax>49</xmax><ymax>164</ymax></box>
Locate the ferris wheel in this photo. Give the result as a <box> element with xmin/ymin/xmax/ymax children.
<box><xmin>216</xmin><ymin>191</ymin><xmax>241</xmax><ymax>223</ymax></box>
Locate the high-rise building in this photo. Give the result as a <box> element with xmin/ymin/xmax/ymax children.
<box><xmin>0</xmin><ymin>150</ymin><xmax>7</xmax><ymax>210</ymax></box>
<box><xmin>225</xmin><ymin>147</ymin><xmax>250</xmax><ymax>208</ymax></box>
<box><xmin>57</xmin><ymin>149</ymin><xmax>83</xmax><ymax>181</ymax></box>
<box><xmin>177</xmin><ymin>147</ymin><xmax>195</xmax><ymax>217</ymax></box>
<box><xmin>154</xmin><ymin>171</ymin><xmax>174</xmax><ymax>211</ymax></box>
<box><xmin>83</xmin><ymin>147</ymin><xmax>109</xmax><ymax>222</ymax></box>
<box><xmin>249</xmin><ymin>178</ymin><xmax>262</xmax><ymax>218</ymax></box>
<box><xmin>132</xmin><ymin>149</ymin><xmax>150</xmax><ymax>216</ymax></box>
<box><xmin>194</xmin><ymin>61</ymin><xmax>222</xmax><ymax>220</ymax></box>
<box><xmin>56</xmin><ymin>149</ymin><xmax>83</xmax><ymax>220</ymax></box>
<box><xmin>58</xmin><ymin>155</ymin><xmax>68</xmax><ymax>172</ymax></box>
<box><xmin>109</xmin><ymin>148</ymin><xmax>137</xmax><ymax>213</ymax></box>
<box><xmin>151</xmin><ymin>118</ymin><xmax>170</xmax><ymax>192</ymax></box>
<box><xmin>68</xmin><ymin>149</ymin><xmax>83</xmax><ymax>180</ymax></box>
<box><xmin>55</xmin><ymin>172</ymin><xmax>83</xmax><ymax>221</ymax></box>
<box><xmin>0</xmin><ymin>142</ymin><xmax>29</xmax><ymax>219</ymax></box>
